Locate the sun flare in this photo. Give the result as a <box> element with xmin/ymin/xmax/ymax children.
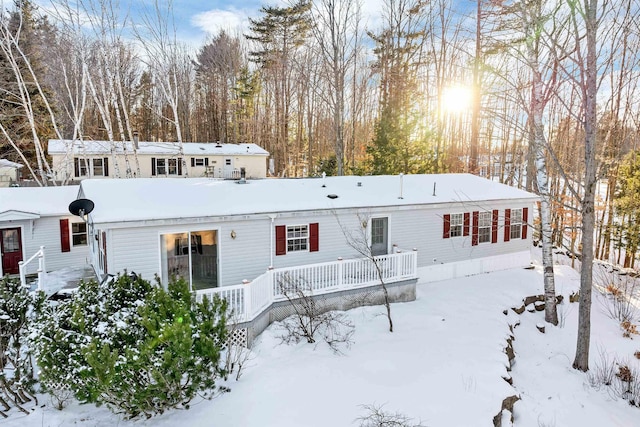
<box><xmin>441</xmin><ymin>85</ymin><xmax>472</xmax><ymax>113</ymax></box>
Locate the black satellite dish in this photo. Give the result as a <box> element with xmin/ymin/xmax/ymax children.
<box><xmin>69</xmin><ymin>198</ymin><xmax>95</xmax><ymax>217</ymax></box>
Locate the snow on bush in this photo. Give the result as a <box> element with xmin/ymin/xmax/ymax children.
<box><xmin>0</xmin><ymin>277</ymin><xmax>40</xmax><ymax>416</ymax></box>
<box><xmin>30</xmin><ymin>273</ymin><xmax>228</xmax><ymax>419</ymax></box>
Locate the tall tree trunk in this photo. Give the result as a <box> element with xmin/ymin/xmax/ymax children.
<box><xmin>573</xmin><ymin>0</ymin><xmax>598</xmax><ymax>372</ymax></box>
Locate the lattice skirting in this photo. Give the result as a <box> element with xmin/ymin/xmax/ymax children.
<box><xmin>226</xmin><ymin>327</ymin><xmax>248</xmax><ymax>348</ymax></box>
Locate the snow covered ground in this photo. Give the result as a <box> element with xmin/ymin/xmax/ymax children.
<box><xmin>6</xmin><ymin>249</ymin><xmax>640</xmax><ymax>426</ymax></box>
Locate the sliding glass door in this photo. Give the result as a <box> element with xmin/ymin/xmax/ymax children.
<box><xmin>160</xmin><ymin>230</ymin><xmax>218</xmax><ymax>290</ymax></box>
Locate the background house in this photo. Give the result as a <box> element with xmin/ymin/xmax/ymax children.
<box><xmin>75</xmin><ymin>174</ymin><xmax>538</xmax><ymax>290</ymax></box>
<box><xmin>0</xmin><ymin>185</ymin><xmax>89</xmax><ymax>277</ymax></box>
<box><xmin>48</xmin><ymin>138</ymin><xmax>269</xmax><ymax>182</ymax></box>
<box><xmin>0</xmin><ymin>159</ymin><xmax>23</xmax><ymax>187</ymax></box>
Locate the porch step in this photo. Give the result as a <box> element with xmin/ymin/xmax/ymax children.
<box><xmin>32</xmin><ymin>265</ymin><xmax>96</xmax><ymax>296</ymax></box>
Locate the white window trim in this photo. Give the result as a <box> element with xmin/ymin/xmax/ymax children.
<box><xmin>286</xmin><ymin>224</ymin><xmax>309</xmax><ymax>253</ymax></box>
<box><xmin>71</xmin><ymin>222</ymin><xmax>88</xmax><ymax>246</ymax></box>
<box><xmin>450</xmin><ymin>213</ymin><xmax>464</xmax><ymax>238</ymax></box>
<box><xmin>510</xmin><ymin>208</ymin><xmax>523</xmax><ymax>240</ymax></box>
<box><xmin>92</xmin><ymin>158</ymin><xmax>105</xmax><ymax>176</ymax></box>
<box><xmin>478</xmin><ymin>212</ymin><xmax>491</xmax><ymax>244</ymax></box>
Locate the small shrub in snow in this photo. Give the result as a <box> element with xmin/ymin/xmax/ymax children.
<box><xmin>622</xmin><ymin>320</ymin><xmax>639</xmax><ymax>338</ymax></box>
<box><xmin>0</xmin><ymin>277</ymin><xmax>40</xmax><ymax>416</ymax></box>
<box><xmin>277</xmin><ymin>276</ymin><xmax>354</xmax><ymax>354</ymax></box>
<box><xmin>634</xmin><ymin>351</ymin><xmax>640</xmax><ymax>360</ymax></box>
<box><xmin>598</xmin><ymin>277</ymin><xmax>638</xmax><ymax>324</ymax></box>
<box><xmin>30</xmin><ymin>273</ymin><xmax>228</xmax><ymax>419</ymax></box>
<box><xmin>588</xmin><ymin>348</ymin><xmax>617</xmax><ymax>387</ymax></box>
<box><xmin>355</xmin><ymin>403</ymin><xmax>427</xmax><ymax>427</ymax></box>
<box><xmin>224</xmin><ymin>315</ymin><xmax>254</xmax><ymax>381</ymax></box>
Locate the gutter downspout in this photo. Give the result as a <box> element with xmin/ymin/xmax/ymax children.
<box><xmin>268</xmin><ymin>214</ymin><xmax>278</xmax><ymax>268</ymax></box>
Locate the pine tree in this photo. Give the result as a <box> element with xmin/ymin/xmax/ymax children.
<box><xmin>0</xmin><ymin>0</ymin><xmax>56</xmax><ymax>178</ymax></box>
<box><xmin>245</xmin><ymin>0</ymin><xmax>312</xmax><ymax>175</ymax></box>
<box><xmin>366</xmin><ymin>0</ymin><xmax>437</xmax><ymax>175</ymax></box>
<box><xmin>31</xmin><ymin>273</ymin><xmax>229</xmax><ymax>418</ymax></box>
<box><xmin>614</xmin><ymin>150</ymin><xmax>640</xmax><ymax>268</ymax></box>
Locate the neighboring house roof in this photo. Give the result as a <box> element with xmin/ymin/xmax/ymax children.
<box><xmin>78</xmin><ymin>174</ymin><xmax>539</xmax><ymax>224</ymax></box>
<box><xmin>48</xmin><ymin>139</ymin><xmax>269</xmax><ymax>156</ymax></box>
<box><xmin>0</xmin><ymin>159</ymin><xmax>23</xmax><ymax>169</ymax></box>
<box><xmin>0</xmin><ymin>185</ymin><xmax>79</xmax><ymax>218</ymax></box>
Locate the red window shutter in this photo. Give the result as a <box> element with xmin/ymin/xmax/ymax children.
<box><xmin>463</xmin><ymin>213</ymin><xmax>470</xmax><ymax>236</ymax></box>
<box><xmin>504</xmin><ymin>209</ymin><xmax>511</xmax><ymax>242</ymax></box>
<box><xmin>178</xmin><ymin>158</ymin><xmax>183</xmax><ymax>175</ymax></box>
<box><xmin>60</xmin><ymin>219</ymin><xmax>70</xmax><ymax>252</ymax></box>
<box><xmin>443</xmin><ymin>214</ymin><xmax>451</xmax><ymax>239</ymax></box>
<box><xmin>522</xmin><ymin>207</ymin><xmax>529</xmax><ymax>239</ymax></box>
<box><xmin>102</xmin><ymin>231</ymin><xmax>108</xmax><ymax>273</ymax></box>
<box><xmin>309</xmin><ymin>223</ymin><xmax>319</xmax><ymax>252</ymax></box>
<box><xmin>151</xmin><ymin>158</ymin><xmax>156</xmax><ymax>176</ymax></box>
<box><xmin>104</xmin><ymin>157</ymin><xmax>109</xmax><ymax>176</ymax></box>
<box><xmin>471</xmin><ymin>211</ymin><xmax>479</xmax><ymax>246</ymax></box>
<box><xmin>275</xmin><ymin>225</ymin><xmax>286</xmax><ymax>255</ymax></box>
<box><xmin>491</xmin><ymin>209</ymin><xmax>499</xmax><ymax>243</ymax></box>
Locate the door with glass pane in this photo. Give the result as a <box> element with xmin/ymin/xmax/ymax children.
<box><xmin>370</xmin><ymin>218</ymin><xmax>388</xmax><ymax>256</ymax></box>
<box><xmin>160</xmin><ymin>230</ymin><xmax>218</xmax><ymax>290</ymax></box>
<box><xmin>1</xmin><ymin>228</ymin><xmax>22</xmax><ymax>275</ymax></box>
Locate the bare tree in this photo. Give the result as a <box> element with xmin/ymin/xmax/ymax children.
<box><xmin>311</xmin><ymin>0</ymin><xmax>362</xmax><ymax>175</ymax></box>
<box><xmin>0</xmin><ymin>6</ymin><xmax>61</xmax><ymax>185</ymax></box>
<box><xmin>571</xmin><ymin>0</ymin><xmax>600</xmax><ymax>372</ymax></box>
<box><xmin>276</xmin><ymin>274</ymin><xmax>354</xmax><ymax>354</ymax></box>
<box><xmin>339</xmin><ymin>212</ymin><xmax>394</xmax><ymax>332</ymax></box>
<box><xmin>135</xmin><ymin>0</ymin><xmax>192</xmax><ymax>176</ymax></box>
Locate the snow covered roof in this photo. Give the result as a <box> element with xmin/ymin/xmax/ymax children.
<box><xmin>78</xmin><ymin>174</ymin><xmax>538</xmax><ymax>224</ymax></box>
<box><xmin>0</xmin><ymin>159</ymin><xmax>23</xmax><ymax>168</ymax></box>
<box><xmin>48</xmin><ymin>139</ymin><xmax>269</xmax><ymax>156</ymax></box>
<box><xmin>0</xmin><ymin>185</ymin><xmax>79</xmax><ymax>218</ymax></box>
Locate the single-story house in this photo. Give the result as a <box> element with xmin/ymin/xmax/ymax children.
<box><xmin>48</xmin><ymin>138</ymin><xmax>269</xmax><ymax>181</ymax></box>
<box><xmin>75</xmin><ymin>173</ymin><xmax>537</xmax><ymax>290</ymax></box>
<box><xmin>0</xmin><ymin>159</ymin><xmax>23</xmax><ymax>187</ymax></box>
<box><xmin>0</xmin><ymin>185</ymin><xmax>90</xmax><ymax>277</ymax></box>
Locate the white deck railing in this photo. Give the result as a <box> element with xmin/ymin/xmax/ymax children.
<box><xmin>196</xmin><ymin>251</ymin><xmax>417</xmax><ymax>322</ymax></box>
<box><xmin>19</xmin><ymin>246</ymin><xmax>46</xmax><ymax>290</ymax></box>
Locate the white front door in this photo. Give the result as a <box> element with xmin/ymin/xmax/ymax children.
<box><xmin>223</xmin><ymin>157</ymin><xmax>234</xmax><ymax>178</ymax></box>
<box><xmin>371</xmin><ymin>217</ymin><xmax>388</xmax><ymax>256</ymax></box>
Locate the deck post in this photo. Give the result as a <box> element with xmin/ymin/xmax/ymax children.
<box><xmin>337</xmin><ymin>257</ymin><xmax>343</xmax><ymax>288</ymax></box>
<box><xmin>242</xmin><ymin>279</ymin><xmax>251</xmax><ymax>320</ymax></box>
<box><xmin>18</xmin><ymin>261</ymin><xmax>25</xmax><ymax>288</ymax></box>
<box><xmin>267</xmin><ymin>266</ymin><xmax>275</xmax><ymax>303</ymax></box>
<box><xmin>37</xmin><ymin>246</ymin><xmax>46</xmax><ymax>291</ymax></box>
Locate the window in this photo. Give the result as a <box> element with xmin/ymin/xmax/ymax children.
<box><xmin>287</xmin><ymin>225</ymin><xmax>308</xmax><ymax>252</ymax></box>
<box><xmin>450</xmin><ymin>213</ymin><xmax>463</xmax><ymax>237</ymax></box>
<box><xmin>74</xmin><ymin>158</ymin><xmax>88</xmax><ymax>177</ymax></box>
<box><xmin>72</xmin><ymin>222</ymin><xmax>87</xmax><ymax>246</ymax></box>
<box><xmin>194</xmin><ymin>158</ymin><xmax>205</xmax><ymax>166</ymax></box>
<box><xmin>168</xmin><ymin>158</ymin><xmax>178</xmax><ymax>175</ymax></box>
<box><xmin>156</xmin><ymin>158</ymin><xmax>166</xmax><ymax>175</ymax></box>
<box><xmin>225</xmin><ymin>158</ymin><xmax>232</xmax><ymax>166</ymax></box>
<box><xmin>93</xmin><ymin>158</ymin><xmax>104</xmax><ymax>176</ymax></box>
<box><xmin>276</xmin><ymin>223</ymin><xmax>318</xmax><ymax>255</ymax></box>
<box><xmin>478</xmin><ymin>212</ymin><xmax>491</xmax><ymax>244</ymax></box>
<box><xmin>510</xmin><ymin>208</ymin><xmax>523</xmax><ymax>240</ymax></box>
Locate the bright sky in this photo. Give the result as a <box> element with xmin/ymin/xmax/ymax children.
<box><xmin>33</xmin><ymin>0</ymin><xmax>387</xmax><ymax>48</ymax></box>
